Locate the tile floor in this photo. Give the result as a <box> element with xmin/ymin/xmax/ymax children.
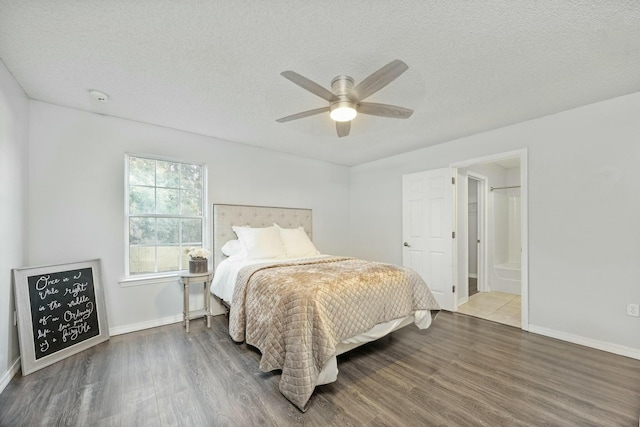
<box><xmin>458</xmin><ymin>291</ymin><xmax>521</xmax><ymax>328</ymax></box>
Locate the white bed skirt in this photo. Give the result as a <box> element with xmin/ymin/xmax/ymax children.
<box><xmin>316</xmin><ymin>309</ymin><xmax>433</xmax><ymax>385</ymax></box>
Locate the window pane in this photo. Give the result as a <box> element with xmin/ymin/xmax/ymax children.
<box><xmin>181</xmin><ymin>163</ymin><xmax>203</xmax><ymax>190</ymax></box>
<box><xmin>157</xmin><ymin>246</ymin><xmax>180</xmax><ymax>272</ymax></box>
<box><xmin>129</xmin><ymin>246</ymin><xmax>156</xmax><ymax>274</ymax></box>
<box><xmin>180</xmin><ymin>189</ymin><xmax>202</xmax><ymax>215</ymax></box>
<box><xmin>130</xmin><ymin>217</ymin><xmax>155</xmax><ymax>244</ymax></box>
<box><xmin>130</xmin><ymin>186</ymin><xmax>155</xmax><ymax>214</ymax></box>
<box><xmin>156</xmin><ymin>188</ymin><xmax>179</xmax><ymax>214</ymax></box>
<box><xmin>156</xmin><ymin>161</ymin><xmax>180</xmax><ymax>188</ymax></box>
<box><xmin>157</xmin><ymin>218</ymin><xmax>179</xmax><ymax>244</ymax></box>
<box><xmin>127</xmin><ymin>155</ymin><xmax>205</xmax><ymax>276</ymax></box>
<box><xmin>182</xmin><ymin>218</ymin><xmax>202</xmax><ymax>244</ymax></box>
<box><xmin>130</xmin><ymin>157</ymin><xmax>155</xmax><ymax>186</ymax></box>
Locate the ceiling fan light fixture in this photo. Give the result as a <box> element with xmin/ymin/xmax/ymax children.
<box><xmin>330</xmin><ymin>101</ymin><xmax>357</xmax><ymax>122</ymax></box>
<box><xmin>277</xmin><ymin>60</ymin><xmax>412</xmax><ymax>136</ymax></box>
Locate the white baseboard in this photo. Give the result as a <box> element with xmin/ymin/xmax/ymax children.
<box><xmin>0</xmin><ymin>357</ymin><xmax>21</xmax><ymax>395</ymax></box>
<box><xmin>528</xmin><ymin>324</ymin><xmax>640</xmax><ymax>361</ymax></box>
<box><xmin>110</xmin><ymin>296</ymin><xmax>226</xmax><ymax>337</ymax></box>
<box><xmin>109</xmin><ymin>314</ymin><xmax>183</xmax><ymax>336</ymax></box>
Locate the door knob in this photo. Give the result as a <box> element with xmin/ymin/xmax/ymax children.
<box><xmin>403</xmin><ymin>242</ymin><xmax>410</xmax><ymax>247</ymax></box>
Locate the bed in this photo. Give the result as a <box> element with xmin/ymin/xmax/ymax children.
<box><xmin>210</xmin><ymin>204</ymin><xmax>440</xmax><ymax>411</ymax></box>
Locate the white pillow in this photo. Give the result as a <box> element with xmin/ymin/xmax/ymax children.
<box><xmin>232</xmin><ymin>225</ymin><xmax>286</xmax><ymax>260</ymax></box>
<box><xmin>274</xmin><ymin>223</ymin><xmax>319</xmax><ymax>258</ymax></box>
<box><xmin>221</xmin><ymin>239</ymin><xmax>241</xmax><ymax>257</ymax></box>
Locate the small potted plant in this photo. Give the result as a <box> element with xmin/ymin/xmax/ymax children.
<box><xmin>184</xmin><ymin>247</ymin><xmax>212</xmax><ymax>274</ymax></box>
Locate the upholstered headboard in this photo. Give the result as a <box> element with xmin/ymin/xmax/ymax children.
<box><xmin>212</xmin><ymin>204</ymin><xmax>313</xmax><ymax>269</ymax></box>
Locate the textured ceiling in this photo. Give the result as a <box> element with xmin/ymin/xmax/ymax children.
<box><xmin>1</xmin><ymin>1</ymin><xmax>639</xmax><ymax>166</ymax></box>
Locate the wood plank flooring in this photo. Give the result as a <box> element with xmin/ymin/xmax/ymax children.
<box><xmin>1</xmin><ymin>312</ymin><xmax>639</xmax><ymax>427</ymax></box>
<box><xmin>468</xmin><ymin>277</ymin><xmax>478</xmax><ymax>296</ymax></box>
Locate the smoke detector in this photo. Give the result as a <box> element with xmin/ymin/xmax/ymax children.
<box><xmin>89</xmin><ymin>90</ymin><xmax>109</xmax><ymax>103</ymax></box>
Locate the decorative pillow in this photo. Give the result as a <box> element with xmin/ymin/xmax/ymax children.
<box><xmin>221</xmin><ymin>239</ymin><xmax>241</xmax><ymax>257</ymax></box>
<box><xmin>274</xmin><ymin>223</ymin><xmax>319</xmax><ymax>258</ymax></box>
<box><xmin>232</xmin><ymin>225</ymin><xmax>286</xmax><ymax>260</ymax></box>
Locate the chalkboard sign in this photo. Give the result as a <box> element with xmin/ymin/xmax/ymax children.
<box><xmin>13</xmin><ymin>259</ymin><xmax>109</xmax><ymax>375</ymax></box>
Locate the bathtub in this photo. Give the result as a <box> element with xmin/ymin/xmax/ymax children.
<box><xmin>492</xmin><ymin>262</ymin><xmax>521</xmax><ymax>294</ymax></box>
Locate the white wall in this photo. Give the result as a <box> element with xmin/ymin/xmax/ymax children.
<box><xmin>351</xmin><ymin>92</ymin><xmax>640</xmax><ymax>354</ymax></box>
<box><xmin>505</xmin><ymin>166</ymin><xmax>521</xmax><ymax>265</ymax></box>
<box><xmin>27</xmin><ymin>102</ymin><xmax>351</xmax><ymax>332</ymax></box>
<box><xmin>0</xmin><ymin>60</ymin><xmax>29</xmax><ymax>390</ymax></box>
<box><xmin>487</xmin><ymin>164</ymin><xmax>521</xmax><ymax>268</ymax></box>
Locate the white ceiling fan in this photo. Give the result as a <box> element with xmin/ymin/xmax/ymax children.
<box><xmin>276</xmin><ymin>60</ymin><xmax>414</xmax><ymax>137</ymax></box>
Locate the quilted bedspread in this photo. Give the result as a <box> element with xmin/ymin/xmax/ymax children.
<box><xmin>228</xmin><ymin>257</ymin><xmax>440</xmax><ymax>411</ymax></box>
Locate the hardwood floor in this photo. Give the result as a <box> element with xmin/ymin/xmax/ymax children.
<box><xmin>468</xmin><ymin>277</ymin><xmax>478</xmax><ymax>296</ymax></box>
<box><xmin>1</xmin><ymin>312</ymin><xmax>639</xmax><ymax>427</ymax></box>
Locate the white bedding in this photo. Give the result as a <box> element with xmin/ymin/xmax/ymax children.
<box><xmin>211</xmin><ymin>254</ymin><xmax>328</xmax><ymax>304</ymax></box>
<box><xmin>211</xmin><ymin>255</ymin><xmax>433</xmax><ymax>386</ymax></box>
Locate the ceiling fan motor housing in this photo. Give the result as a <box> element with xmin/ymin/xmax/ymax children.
<box><xmin>330</xmin><ymin>75</ymin><xmax>358</xmax><ymax>119</ymax></box>
<box><xmin>330</xmin><ymin>75</ymin><xmax>355</xmax><ymax>96</ymax></box>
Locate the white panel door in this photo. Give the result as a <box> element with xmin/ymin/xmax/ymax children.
<box><xmin>402</xmin><ymin>168</ymin><xmax>456</xmax><ymax>311</ymax></box>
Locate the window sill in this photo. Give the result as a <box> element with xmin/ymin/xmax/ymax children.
<box><xmin>119</xmin><ymin>273</ymin><xmax>180</xmax><ymax>288</ymax></box>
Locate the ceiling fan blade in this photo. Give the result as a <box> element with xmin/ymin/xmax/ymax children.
<box><xmin>358</xmin><ymin>102</ymin><xmax>413</xmax><ymax>119</ymax></box>
<box><xmin>281</xmin><ymin>71</ymin><xmax>337</xmax><ymax>102</ymax></box>
<box><xmin>352</xmin><ymin>60</ymin><xmax>409</xmax><ymax>101</ymax></box>
<box><xmin>336</xmin><ymin>121</ymin><xmax>350</xmax><ymax>137</ymax></box>
<box><xmin>276</xmin><ymin>107</ymin><xmax>330</xmax><ymax>123</ymax></box>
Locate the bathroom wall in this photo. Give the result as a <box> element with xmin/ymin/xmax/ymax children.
<box><xmin>493</xmin><ymin>166</ymin><xmax>521</xmax><ymax>266</ymax></box>
<box><xmin>491</xmin><ymin>164</ymin><xmax>521</xmax><ymax>294</ymax></box>
<box><xmin>506</xmin><ymin>166</ymin><xmax>521</xmax><ymax>265</ymax></box>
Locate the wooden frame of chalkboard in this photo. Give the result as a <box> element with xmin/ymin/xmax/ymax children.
<box><xmin>13</xmin><ymin>259</ymin><xmax>109</xmax><ymax>375</ymax></box>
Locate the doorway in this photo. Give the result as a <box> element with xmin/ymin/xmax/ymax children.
<box><xmin>466</xmin><ymin>173</ymin><xmax>485</xmax><ymax>298</ymax></box>
<box><xmin>468</xmin><ymin>176</ymin><xmax>479</xmax><ymax>298</ymax></box>
<box><xmin>452</xmin><ymin>150</ymin><xmax>528</xmax><ymax>330</ymax></box>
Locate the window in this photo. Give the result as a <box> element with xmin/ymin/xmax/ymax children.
<box><xmin>125</xmin><ymin>154</ymin><xmax>206</xmax><ymax>276</ymax></box>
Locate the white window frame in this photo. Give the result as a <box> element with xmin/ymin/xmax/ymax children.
<box><xmin>123</xmin><ymin>153</ymin><xmax>207</xmax><ymax>280</ymax></box>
